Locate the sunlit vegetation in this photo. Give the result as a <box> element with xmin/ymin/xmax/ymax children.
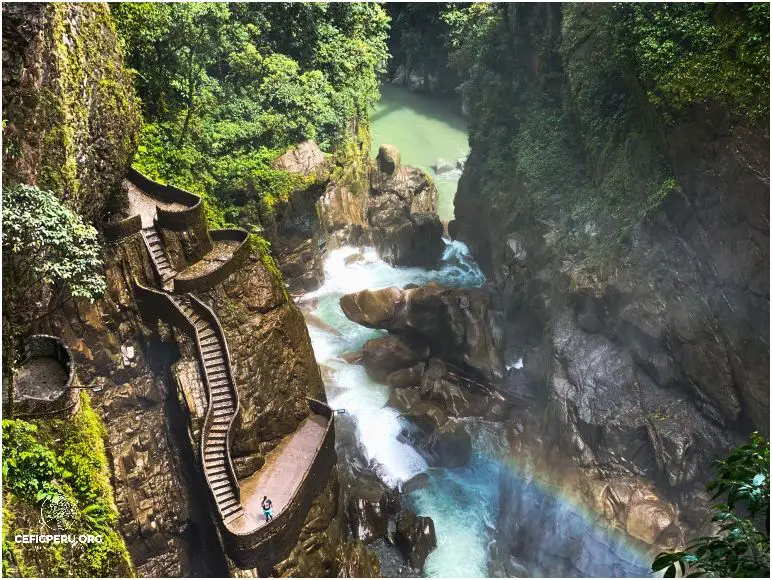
<box><xmin>2</xmin><ymin>395</ymin><xmax>133</xmax><ymax>577</ymax></box>
<box><xmin>111</xmin><ymin>2</ymin><xmax>389</xmax><ymax>229</ymax></box>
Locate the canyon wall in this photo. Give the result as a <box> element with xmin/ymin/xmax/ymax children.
<box><xmin>451</xmin><ymin>2</ymin><xmax>769</xmax><ymax>567</ymax></box>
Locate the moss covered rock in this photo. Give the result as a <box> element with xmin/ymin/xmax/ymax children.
<box><xmin>2</xmin><ymin>2</ymin><xmax>141</xmax><ymax>222</ymax></box>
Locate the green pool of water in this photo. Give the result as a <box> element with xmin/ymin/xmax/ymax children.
<box><xmin>370</xmin><ymin>83</ymin><xmax>468</xmax><ymax>222</ymax></box>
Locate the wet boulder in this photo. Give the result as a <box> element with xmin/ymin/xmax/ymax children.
<box><xmin>362</xmin><ymin>336</ymin><xmax>423</xmax><ymax>383</ymax></box>
<box><xmin>340</xmin><ymin>287</ymin><xmax>405</xmax><ymax>329</ymax></box>
<box><xmin>344</xmin><ymin>469</ymin><xmax>401</xmax><ymax>544</ymax></box>
<box><xmin>398</xmin><ymin>402</ymin><xmax>472</xmax><ymax>468</ymax></box>
<box><xmin>395</xmin><ymin>508</ymin><xmax>437</xmax><ymax>573</ymax></box>
<box><xmin>341</xmin><ymin>283</ymin><xmax>506</xmax><ymax>383</ymax></box>
<box><xmin>377</xmin><ymin>144</ymin><xmax>401</xmax><ymax>174</ymax></box>
<box><xmin>386</xmin><ymin>363</ymin><xmax>425</xmax><ymax>388</ymax></box>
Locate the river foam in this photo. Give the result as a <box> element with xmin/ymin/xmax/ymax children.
<box><xmin>304</xmin><ymin>241</ymin><xmax>650</xmax><ymax>577</ymax></box>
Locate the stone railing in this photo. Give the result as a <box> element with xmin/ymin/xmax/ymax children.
<box><xmin>134</xmin><ymin>280</ymin><xmax>243</xmax><ymax>520</ymax></box>
<box><xmin>103</xmin><ymin>214</ymin><xmax>142</xmax><ymax>242</ymax></box>
<box><xmin>188</xmin><ymin>293</ymin><xmax>242</xmax><ymax>511</ymax></box>
<box><xmin>127</xmin><ymin>167</ymin><xmax>204</xmax><ymax>231</ymax></box>
<box><xmin>133</xmin><ymin>279</ymin><xmax>197</xmax><ymax>341</ymax></box>
<box><xmin>173</xmin><ymin>229</ymin><xmax>251</xmax><ymax>294</ymax></box>
<box><xmin>222</xmin><ymin>398</ymin><xmax>336</xmax><ymax>573</ymax></box>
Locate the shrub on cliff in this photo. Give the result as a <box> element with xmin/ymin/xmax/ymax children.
<box><xmin>1</xmin><ymin>185</ymin><xmax>105</xmax><ymax>399</ymax></box>
<box><xmin>652</xmin><ymin>433</ymin><xmax>770</xmax><ymax>578</ymax></box>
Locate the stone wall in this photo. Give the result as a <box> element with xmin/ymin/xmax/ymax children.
<box><xmin>223</xmin><ymin>401</ymin><xmax>336</xmax><ymax>573</ymax></box>
<box><xmin>173</xmin><ymin>229</ymin><xmax>251</xmax><ymax>293</ymax></box>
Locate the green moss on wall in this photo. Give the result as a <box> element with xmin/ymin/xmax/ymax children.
<box><xmin>1</xmin><ymin>394</ymin><xmax>134</xmax><ymax>577</ymax></box>
<box><xmin>2</xmin><ymin>2</ymin><xmax>141</xmax><ymax>221</ymax></box>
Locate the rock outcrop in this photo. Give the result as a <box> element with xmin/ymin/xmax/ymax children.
<box><xmin>318</xmin><ymin>144</ymin><xmax>445</xmax><ymax>268</ymax></box>
<box><xmin>395</xmin><ymin>509</ymin><xmax>437</xmax><ymax>573</ymax></box>
<box><xmin>341</xmin><ymin>283</ymin><xmax>506</xmax><ymax>382</ymax></box>
<box><xmin>2</xmin><ymin>2</ymin><xmax>141</xmax><ymax>221</ymax></box>
<box><xmin>451</xmin><ymin>0</ymin><xmax>769</xmax><ymax>564</ymax></box>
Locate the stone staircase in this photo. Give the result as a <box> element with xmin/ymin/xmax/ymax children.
<box><xmin>171</xmin><ymin>294</ymin><xmax>244</xmax><ymax>524</ymax></box>
<box><xmin>141</xmin><ymin>227</ymin><xmax>176</xmax><ymax>283</ymax></box>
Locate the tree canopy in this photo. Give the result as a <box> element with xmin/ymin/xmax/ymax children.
<box><xmin>111</xmin><ymin>2</ymin><xmax>389</xmax><ymax>227</ymax></box>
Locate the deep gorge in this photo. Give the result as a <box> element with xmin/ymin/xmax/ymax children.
<box><xmin>2</xmin><ymin>2</ymin><xmax>769</xmax><ymax>579</ymax></box>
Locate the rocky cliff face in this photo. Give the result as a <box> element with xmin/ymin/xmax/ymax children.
<box><xmin>318</xmin><ymin>144</ymin><xmax>445</xmax><ymax>269</ymax></box>
<box><xmin>451</xmin><ymin>1</ymin><xmax>769</xmax><ymax>564</ymax></box>
<box><xmin>2</xmin><ymin>2</ymin><xmax>141</xmax><ymax>222</ymax></box>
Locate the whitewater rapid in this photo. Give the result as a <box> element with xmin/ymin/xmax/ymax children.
<box><xmin>301</xmin><ymin>241</ymin><xmax>650</xmax><ymax>578</ymax></box>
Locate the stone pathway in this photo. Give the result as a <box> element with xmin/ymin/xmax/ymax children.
<box><xmin>174</xmin><ymin>239</ymin><xmax>240</xmax><ymax>281</ymax></box>
<box><xmin>228</xmin><ymin>413</ymin><xmax>328</xmax><ymax>533</ymax></box>
<box><xmin>126</xmin><ymin>181</ymin><xmax>187</xmax><ymax>228</ymax></box>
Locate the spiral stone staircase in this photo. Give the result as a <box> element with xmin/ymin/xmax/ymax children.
<box><xmin>172</xmin><ymin>294</ymin><xmax>244</xmax><ymax>523</ymax></box>
<box><xmin>117</xmin><ymin>168</ymin><xmax>336</xmax><ymax>572</ymax></box>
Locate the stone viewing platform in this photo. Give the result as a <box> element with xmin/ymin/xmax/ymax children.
<box><xmin>229</xmin><ymin>413</ymin><xmax>328</xmax><ymax>534</ymax></box>
<box><xmin>10</xmin><ymin>335</ymin><xmax>79</xmax><ymax>418</ymax></box>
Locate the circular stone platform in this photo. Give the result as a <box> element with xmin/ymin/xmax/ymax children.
<box><xmin>11</xmin><ymin>335</ymin><xmax>79</xmax><ymax>418</ymax></box>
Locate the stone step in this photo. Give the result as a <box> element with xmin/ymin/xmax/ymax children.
<box><xmin>223</xmin><ymin>506</ymin><xmax>243</xmax><ymax>523</ymax></box>
<box><xmin>220</xmin><ymin>497</ymin><xmax>240</xmax><ymax>511</ymax></box>
<box><xmin>207</xmin><ymin>372</ymin><xmax>227</xmax><ymax>382</ymax></box>
<box><xmin>211</xmin><ymin>480</ymin><xmax>232</xmax><ymax>492</ymax></box>
<box><xmin>220</xmin><ymin>496</ymin><xmax>240</xmax><ymax>510</ymax></box>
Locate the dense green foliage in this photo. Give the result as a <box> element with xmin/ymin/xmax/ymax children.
<box><xmin>1</xmin><ymin>185</ymin><xmax>106</xmax><ymax>380</ymax></box>
<box><xmin>438</xmin><ymin>2</ymin><xmax>769</xmax><ymax>274</ymax></box>
<box><xmin>652</xmin><ymin>433</ymin><xmax>769</xmax><ymax>578</ymax></box>
<box><xmin>613</xmin><ymin>2</ymin><xmax>769</xmax><ymax>120</ymax></box>
<box><xmin>111</xmin><ymin>2</ymin><xmax>388</xmax><ymax>228</ymax></box>
<box><xmin>2</xmin><ymin>395</ymin><xmax>133</xmax><ymax>577</ymax></box>
<box><xmin>385</xmin><ymin>3</ymin><xmax>462</xmax><ymax>95</ymax></box>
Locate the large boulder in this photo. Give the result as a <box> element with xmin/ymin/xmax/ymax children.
<box><xmin>377</xmin><ymin>144</ymin><xmax>401</xmax><ymax>174</ymax></box>
<box><xmin>345</xmin><ymin>471</ymin><xmax>401</xmax><ymax>544</ymax></box>
<box><xmin>362</xmin><ymin>336</ymin><xmax>422</xmax><ymax>383</ymax></box>
<box><xmin>340</xmin><ymin>287</ymin><xmax>405</xmax><ymax>329</ymax></box>
<box><xmin>395</xmin><ymin>509</ymin><xmax>437</xmax><ymax>573</ymax></box>
<box><xmin>341</xmin><ymin>283</ymin><xmax>506</xmax><ymax>382</ymax></box>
